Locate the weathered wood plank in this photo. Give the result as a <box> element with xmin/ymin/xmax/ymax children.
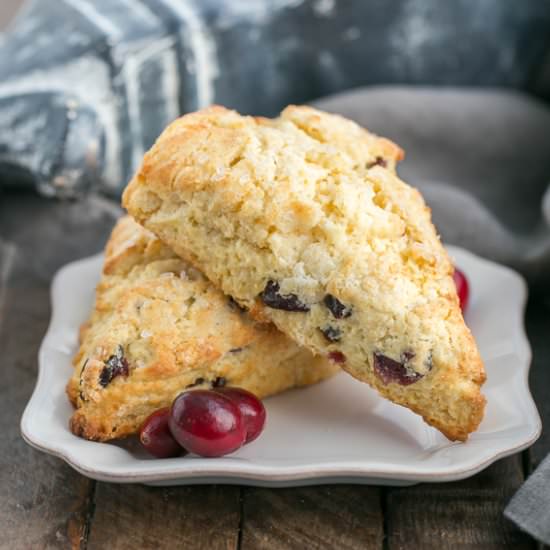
<box><xmin>87</xmin><ymin>484</ymin><xmax>240</xmax><ymax>550</ymax></box>
<box><xmin>0</xmin><ymin>194</ymin><xmax>118</xmax><ymax>549</ymax></box>
<box><xmin>240</xmin><ymin>485</ymin><xmax>384</xmax><ymax>550</ymax></box>
<box><xmin>0</xmin><ymin>285</ymin><xmax>95</xmax><ymax>550</ymax></box>
<box><xmin>385</xmin><ymin>455</ymin><xmax>534</xmax><ymax>549</ymax></box>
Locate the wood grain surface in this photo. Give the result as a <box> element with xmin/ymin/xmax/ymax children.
<box><xmin>240</xmin><ymin>486</ymin><xmax>383</xmax><ymax>549</ymax></box>
<box><xmin>87</xmin><ymin>484</ymin><xmax>241</xmax><ymax>550</ymax></box>
<box><xmin>0</xmin><ymin>193</ymin><xmax>544</xmax><ymax>549</ymax></box>
<box><xmin>386</xmin><ymin>456</ymin><xmax>534</xmax><ymax>549</ymax></box>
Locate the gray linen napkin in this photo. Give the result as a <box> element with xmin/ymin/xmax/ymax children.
<box><xmin>504</xmin><ymin>453</ymin><xmax>550</xmax><ymax>544</ymax></box>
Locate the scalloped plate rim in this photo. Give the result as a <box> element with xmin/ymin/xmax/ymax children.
<box><xmin>20</xmin><ymin>246</ymin><xmax>542</xmax><ymax>486</ymax></box>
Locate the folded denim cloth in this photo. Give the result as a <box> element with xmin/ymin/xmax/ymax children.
<box><xmin>1</xmin><ymin>1</ymin><xmax>548</xmax><ymax>197</ymax></box>
<box><xmin>504</xmin><ymin>454</ymin><xmax>550</xmax><ymax>544</ymax></box>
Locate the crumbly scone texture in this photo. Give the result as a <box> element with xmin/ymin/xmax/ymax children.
<box><xmin>67</xmin><ymin>216</ymin><xmax>337</xmax><ymax>441</ymax></box>
<box><xmin>123</xmin><ymin>105</ymin><xmax>486</xmax><ymax>441</ymax></box>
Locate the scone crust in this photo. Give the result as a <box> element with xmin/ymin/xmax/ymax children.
<box><xmin>123</xmin><ymin>105</ymin><xmax>486</xmax><ymax>441</ymax></box>
<box><xmin>68</xmin><ymin>216</ymin><xmax>336</xmax><ymax>441</ymax></box>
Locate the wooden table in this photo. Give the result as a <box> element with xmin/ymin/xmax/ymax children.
<box><xmin>1</xmin><ymin>191</ymin><xmax>548</xmax><ymax>549</ymax></box>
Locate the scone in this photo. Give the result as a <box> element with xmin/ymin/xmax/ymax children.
<box><xmin>123</xmin><ymin>105</ymin><xmax>486</xmax><ymax>441</ymax></box>
<box><xmin>67</xmin><ymin>216</ymin><xmax>337</xmax><ymax>441</ymax></box>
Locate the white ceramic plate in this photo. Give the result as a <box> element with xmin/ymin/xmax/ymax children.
<box><xmin>21</xmin><ymin>246</ymin><xmax>541</xmax><ymax>486</ymax></box>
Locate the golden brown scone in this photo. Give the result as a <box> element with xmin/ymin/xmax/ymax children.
<box><xmin>123</xmin><ymin>105</ymin><xmax>486</xmax><ymax>441</ymax></box>
<box><xmin>67</xmin><ymin>216</ymin><xmax>337</xmax><ymax>441</ymax></box>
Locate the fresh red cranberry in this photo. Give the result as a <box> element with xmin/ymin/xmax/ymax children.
<box><xmin>169</xmin><ymin>390</ymin><xmax>246</xmax><ymax>457</ymax></box>
<box><xmin>453</xmin><ymin>268</ymin><xmax>469</xmax><ymax>312</ymax></box>
<box><xmin>214</xmin><ymin>387</ymin><xmax>266</xmax><ymax>443</ymax></box>
<box><xmin>139</xmin><ymin>408</ymin><xmax>183</xmax><ymax>458</ymax></box>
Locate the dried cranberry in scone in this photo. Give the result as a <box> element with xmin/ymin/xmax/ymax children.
<box><xmin>328</xmin><ymin>351</ymin><xmax>346</xmax><ymax>364</ymax></box>
<box><xmin>367</xmin><ymin>156</ymin><xmax>388</xmax><ymax>169</ymax></box>
<box><xmin>373</xmin><ymin>352</ymin><xmax>424</xmax><ymax>386</ymax></box>
<box><xmin>260</xmin><ymin>280</ymin><xmax>310</xmax><ymax>312</ymax></box>
<box><xmin>319</xmin><ymin>326</ymin><xmax>342</xmax><ymax>342</ymax></box>
<box><xmin>323</xmin><ymin>294</ymin><xmax>352</xmax><ymax>319</ymax></box>
<box><xmin>98</xmin><ymin>345</ymin><xmax>129</xmax><ymax>387</ymax></box>
<box><xmin>212</xmin><ymin>376</ymin><xmax>227</xmax><ymax>388</ymax></box>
